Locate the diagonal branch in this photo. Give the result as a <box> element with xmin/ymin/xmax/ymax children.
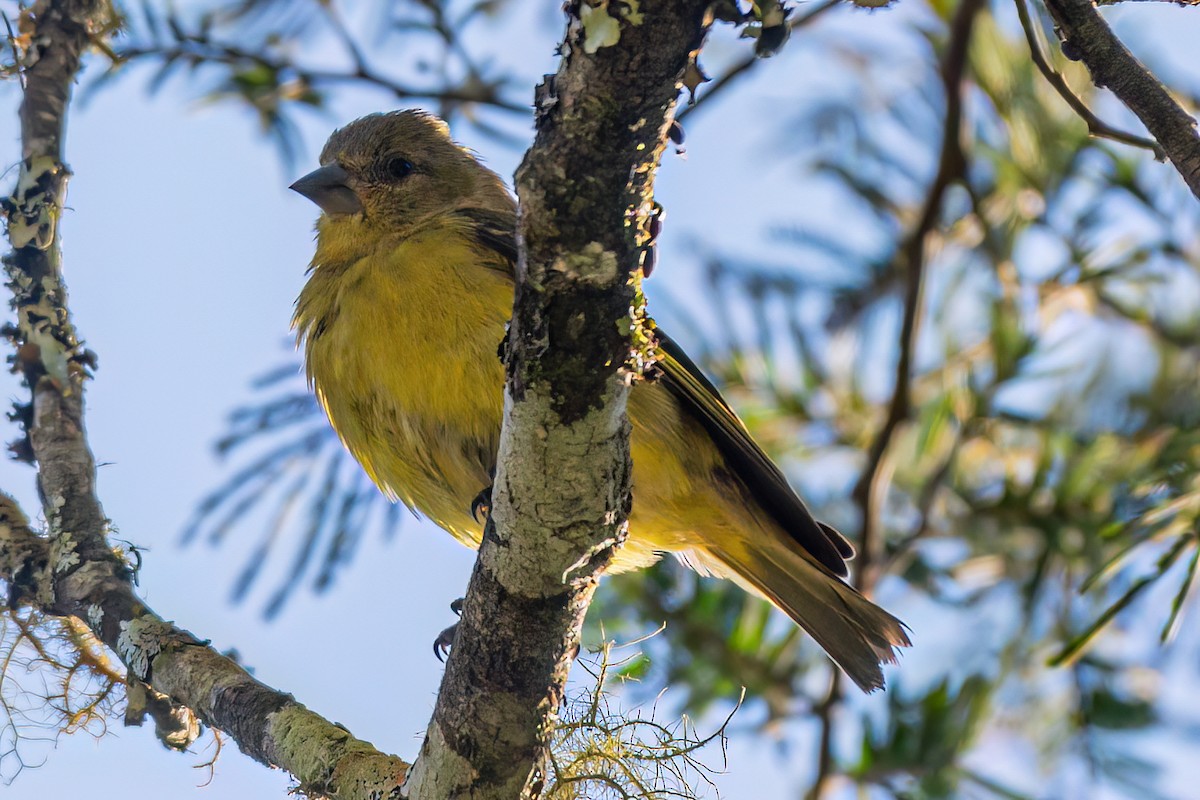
<box><xmin>676</xmin><ymin>0</ymin><xmax>841</xmax><ymax>124</ymax></box>
<box><xmin>0</xmin><ymin>492</ymin><xmax>408</xmax><ymax>795</ymax></box>
<box><xmin>1043</xmin><ymin>0</ymin><xmax>1200</xmax><ymax>199</ymax></box>
<box><xmin>1014</xmin><ymin>0</ymin><xmax>1163</xmax><ymax>157</ymax></box>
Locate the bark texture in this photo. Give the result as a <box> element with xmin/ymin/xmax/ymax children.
<box><xmin>1046</xmin><ymin>0</ymin><xmax>1200</xmax><ymax>199</ymax></box>
<box><xmin>2</xmin><ymin>2</ymin><xmax>408</xmax><ymax>796</ymax></box>
<box><xmin>0</xmin><ymin>494</ymin><xmax>408</xmax><ymax>796</ymax></box>
<box><xmin>402</xmin><ymin>3</ymin><xmax>711</xmax><ymax>799</ymax></box>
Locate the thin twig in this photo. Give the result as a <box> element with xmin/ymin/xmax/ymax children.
<box><xmin>113</xmin><ymin>40</ymin><xmax>528</xmax><ymax>114</ymax></box>
<box><xmin>1044</xmin><ymin>0</ymin><xmax>1200</xmax><ymax>199</ymax></box>
<box><xmin>676</xmin><ymin>0</ymin><xmax>841</xmax><ymax>123</ymax></box>
<box><xmin>319</xmin><ymin>0</ymin><xmax>369</xmax><ymax>76</ymax></box>
<box><xmin>1013</xmin><ymin>0</ymin><xmax>1164</xmax><ymax>158</ymax></box>
<box><xmin>804</xmin><ymin>669</ymin><xmax>841</xmax><ymax>800</ymax></box>
<box><xmin>1</xmin><ymin>10</ymin><xmax>25</xmax><ymax>88</ymax></box>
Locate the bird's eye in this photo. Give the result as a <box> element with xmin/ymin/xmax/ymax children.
<box><xmin>385</xmin><ymin>157</ymin><xmax>415</xmax><ymax>180</ymax></box>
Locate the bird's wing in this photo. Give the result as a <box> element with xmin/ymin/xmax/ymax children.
<box><xmin>454</xmin><ymin>207</ymin><xmax>518</xmax><ymax>270</ymax></box>
<box><xmin>655</xmin><ymin>331</ymin><xmax>855</xmax><ymax>577</ymax></box>
<box><xmin>450</xmin><ymin>206</ymin><xmax>853</xmax><ymax>576</ymax></box>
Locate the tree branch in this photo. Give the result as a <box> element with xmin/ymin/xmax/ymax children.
<box><xmin>402</xmin><ymin>4</ymin><xmax>711</xmax><ymax>798</ymax></box>
<box><xmin>0</xmin><ymin>492</ymin><xmax>409</xmax><ymax>795</ymax></box>
<box><xmin>114</xmin><ymin>39</ymin><xmax>528</xmax><ymax>114</ymax></box>
<box><xmin>813</xmin><ymin>0</ymin><xmax>984</xmax><ymax>794</ymax></box>
<box><xmin>1014</xmin><ymin>0</ymin><xmax>1163</xmax><ymax>157</ymax></box>
<box><xmin>2</xmin><ymin>2</ymin><xmax>407</xmax><ymax>796</ymax></box>
<box><xmin>851</xmin><ymin>0</ymin><xmax>980</xmax><ymax>594</ymax></box>
<box><xmin>1043</xmin><ymin>0</ymin><xmax>1200</xmax><ymax>198</ymax></box>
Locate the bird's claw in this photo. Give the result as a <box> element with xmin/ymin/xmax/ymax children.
<box><xmin>471</xmin><ymin>486</ymin><xmax>492</xmax><ymax>524</ymax></box>
<box><xmin>433</xmin><ymin>623</ymin><xmax>457</xmax><ymax>662</ymax></box>
<box><xmin>433</xmin><ymin>597</ymin><xmax>465</xmax><ymax>662</ymax></box>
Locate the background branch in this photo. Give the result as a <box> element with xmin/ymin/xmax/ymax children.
<box><xmin>1044</xmin><ymin>0</ymin><xmax>1200</xmax><ymax>198</ymax></box>
<box><xmin>852</xmin><ymin>0</ymin><xmax>980</xmax><ymax>593</ymax></box>
<box><xmin>1014</xmin><ymin>0</ymin><xmax>1163</xmax><ymax>156</ymax></box>
<box><xmin>812</xmin><ymin>0</ymin><xmax>984</xmax><ymax>793</ymax></box>
<box><xmin>0</xmin><ymin>492</ymin><xmax>409</xmax><ymax>796</ymax></box>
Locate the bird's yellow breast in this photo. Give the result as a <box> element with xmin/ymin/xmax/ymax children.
<box><xmin>296</xmin><ymin>216</ymin><xmax>742</xmax><ymax>573</ymax></box>
<box><xmin>296</xmin><ymin>219</ymin><xmax>512</xmax><ymax>543</ymax></box>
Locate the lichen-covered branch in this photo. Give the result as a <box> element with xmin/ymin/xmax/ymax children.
<box><xmin>0</xmin><ymin>492</ymin><xmax>408</xmax><ymax>795</ymax></box>
<box><xmin>2</xmin><ymin>1</ymin><xmax>408</xmax><ymax>796</ymax></box>
<box><xmin>1044</xmin><ymin>0</ymin><xmax>1200</xmax><ymax>199</ymax></box>
<box><xmin>402</xmin><ymin>3</ymin><xmax>711</xmax><ymax>799</ymax></box>
<box><xmin>4</xmin><ymin>0</ymin><xmax>114</xmax><ymax>572</ymax></box>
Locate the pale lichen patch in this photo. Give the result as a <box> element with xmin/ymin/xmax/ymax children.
<box><xmin>86</xmin><ymin>603</ymin><xmax>104</xmax><ymax>630</ymax></box>
<box><xmin>117</xmin><ymin>616</ymin><xmax>176</xmax><ymax>680</ymax></box>
<box><xmin>580</xmin><ymin>3</ymin><xmax>621</xmax><ymax>53</ymax></box>
<box><xmin>268</xmin><ymin>705</ymin><xmax>353</xmax><ymax>787</ymax></box>
<box><xmin>624</xmin><ymin>274</ymin><xmax>658</xmax><ymax>379</ymax></box>
<box><xmin>48</xmin><ymin>531</ymin><xmax>79</xmax><ymax>574</ymax></box>
<box><xmin>551</xmin><ymin>242</ymin><xmax>620</xmax><ymax>287</ymax></box>
<box><xmin>28</xmin><ymin>324</ymin><xmax>71</xmax><ymax>386</ymax></box>
<box><xmin>5</xmin><ymin>156</ymin><xmax>66</xmax><ymax>250</ymax></box>
<box><xmin>577</xmin><ymin>0</ymin><xmax>645</xmax><ymax>54</ymax></box>
<box><xmin>44</xmin><ymin>495</ymin><xmax>80</xmax><ymax>573</ymax></box>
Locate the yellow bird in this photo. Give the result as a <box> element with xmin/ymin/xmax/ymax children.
<box><xmin>290</xmin><ymin>110</ymin><xmax>909</xmax><ymax>692</ymax></box>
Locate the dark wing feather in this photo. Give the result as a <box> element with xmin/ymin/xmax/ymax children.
<box><xmin>656</xmin><ymin>332</ymin><xmax>854</xmax><ymax>577</ymax></box>
<box><xmin>451</xmin><ymin>208</ymin><xmax>852</xmax><ymax>576</ymax></box>
<box><xmin>455</xmin><ymin>207</ymin><xmax>518</xmax><ymax>267</ymax></box>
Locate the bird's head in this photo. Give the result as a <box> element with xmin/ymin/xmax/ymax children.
<box><xmin>291</xmin><ymin>109</ymin><xmax>510</xmax><ymax>229</ymax></box>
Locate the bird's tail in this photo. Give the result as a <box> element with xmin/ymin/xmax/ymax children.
<box><xmin>710</xmin><ymin>543</ymin><xmax>910</xmax><ymax>693</ymax></box>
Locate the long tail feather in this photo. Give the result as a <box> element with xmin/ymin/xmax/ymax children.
<box><xmin>711</xmin><ymin>545</ymin><xmax>910</xmax><ymax>693</ymax></box>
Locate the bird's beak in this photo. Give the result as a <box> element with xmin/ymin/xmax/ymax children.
<box><xmin>289</xmin><ymin>163</ymin><xmax>364</xmax><ymax>216</ymax></box>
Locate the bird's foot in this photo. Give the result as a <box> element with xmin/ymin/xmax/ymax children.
<box><xmin>433</xmin><ymin>597</ymin><xmax>465</xmax><ymax>662</ymax></box>
<box><xmin>470</xmin><ymin>486</ymin><xmax>492</xmax><ymax>524</ymax></box>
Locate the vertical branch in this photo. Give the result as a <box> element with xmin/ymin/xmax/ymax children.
<box><xmin>811</xmin><ymin>0</ymin><xmax>983</xmax><ymax>795</ymax></box>
<box><xmin>4</xmin><ymin>0</ymin><xmax>116</xmax><ymax>571</ymax></box>
<box><xmin>403</xmin><ymin>4</ymin><xmax>711</xmax><ymax>799</ymax></box>
<box><xmin>851</xmin><ymin>0</ymin><xmax>978</xmax><ymax>591</ymax></box>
